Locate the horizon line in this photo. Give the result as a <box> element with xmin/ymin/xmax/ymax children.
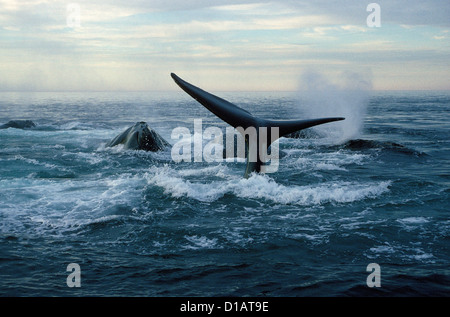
<box><xmin>1</xmin><ymin>88</ymin><xmax>449</xmax><ymax>93</ymax></box>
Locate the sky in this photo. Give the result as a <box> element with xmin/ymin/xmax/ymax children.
<box><xmin>0</xmin><ymin>0</ymin><xmax>449</xmax><ymax>91</ymax></box>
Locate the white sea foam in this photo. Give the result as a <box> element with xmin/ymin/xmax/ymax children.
<box><xmin>370</xmin><ymin>244</ymin><xmax>396</xmax><ymax>254</ymax></box>
<box><xmin>367</xmin><ymin>242</ymin><xmax>436</xmax><ymax>264</ymax></box>
<box><xmin>406</xmin><ymin>249</ymin><xmax>434</xmax><ymax>262</ymax></box>
<box><xmin>397</xmin><ymin>217</ymin><xmax>430</xmax><ymax>224</ymax></box>
<box><xmin>68</xmin><ymin>152</ymin><xmax>105</xmax><ymax>165</ymax></box>
<box><xmin>295</xmin><ymin>158</ymin><xmax>347</xmax><ymax>171</ymax></box>
<box><xmin>9</xmin><ymin>155</ymin><xmax>69</xmax><ymax>171</ymax></box>
<box><xmin>183</xmin><ymin>235</ymin><xmax>220</xmax><ymax>250</ymax></box>
<box><xmin>177</xmin><ymin>164</ymin><xmax>231</xmax><ymax>178</ymax></box>
<box><xmin>145</xmin><ymin>166</ymin><xmax>227</xmax><ymax>202</ymax></box>
<box><xmin>221</xmin><ymin>229</ymin><xmax>255</xmax><ymax>247</ymax></box>
<box><xmin>236</xmin><ymin>175</ymin><xmax>390</xmax><ymax>205</ymax></box>
<box><xmin>289</xmin><ymin>232</ymin><xmax>328</xmax><ymax>243</ymax></box>
<box><xmin>396</xmin><ymin>217</ymin><xmax>432</xmax><ymax>233</ymax></box>
<box><xmin>144</xmin><ymin>165</ymin><xmax>391</xmax><ymax>205</ymax></box>
<box><xmin>284</xmin><ymin>148</ymin><xmax>370</xmax><ymax>173</ymax></box>
<box><xmin>59</xmin><ymin>121</ymin><xmax>84</xmax><ymax>130</ymax></box>
<box><xmin>0</xmin><ymin>172</ymin><xmax>146</xmax><ymax>237</ymax></box>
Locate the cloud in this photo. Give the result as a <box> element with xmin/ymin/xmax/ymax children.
<box><xmin>0</xmin><ymin>0</ymin><xmax>449</xmax><ymax>91</ymax></box>
<box><xmin>281</xmin><ymin>0</ymin><xmax>450</xmax><ymax>27</ymax></box>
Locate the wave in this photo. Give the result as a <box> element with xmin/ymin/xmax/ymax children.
<box><xmin>284</xmin><ymin>149</ymin><xmax>369</xmax><ymax>172</ymax></box>
<box><xmin>284</xmin><ymin>128</ymin><xmax>325</xmax><ymax>139</ymax></box>
<box><xmin>183</xmin><ymin>235</ymin><xmax>220</xmax><ymax>250</ymax></box>
<box><xmin>0</xmin><ymin>172</ymin><xmax>147</xmax><ymax>238</ymax></box>
<box><xmin>0</xmin><ymin>119</ymin><xmax>108</xmax><ymax>132</ymax></box>
<box><xmin>144</xmin><ymin>165</ymin><xmax>391</xmax><ymax>205</ymax></box>
<box><xmin>35</xmin><ymin>121</ymin><xmax>105</xmax><ymax>131</ymax></box>
<box><xmin>5</xmin><ymin>155</ymin><xmax>68</xmax><ymax>171</ymax></box>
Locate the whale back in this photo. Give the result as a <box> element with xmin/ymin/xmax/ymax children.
<box><xmin>0</xmin><ymin>120</ymin><xmax>36</xmax><ymax>129</ymax></box>
<box><xmin>107</xmin><ymin>122</ymin><xmax>169</xmax><ymax>152</ymax></box>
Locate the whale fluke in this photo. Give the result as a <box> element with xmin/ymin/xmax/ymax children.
<box><xmin>106</xmin><ymin>121</ymin><xmax>169</xmax><ymax>152</ymax></box>
<box><xmin>171</xmin><ymin>73</ymin><xmax>345</xmax><ymax>177</ymax></box>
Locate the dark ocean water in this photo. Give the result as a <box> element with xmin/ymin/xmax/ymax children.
<box><xmin>0</xmin><ymin>90</ymin><xmax>449</xmax><ymax>296</ymax></box>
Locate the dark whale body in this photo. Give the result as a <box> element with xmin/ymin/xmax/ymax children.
<box><xmin>106</xmin><ymin>121</ymin><xmax>169</xmax><ymax>152</ymax></box>
<box><xmin>0</xmin><ymin>120</ymin><xmax>36</xmax><ymax>129</ymax></box>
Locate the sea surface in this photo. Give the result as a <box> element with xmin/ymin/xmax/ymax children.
<box><xmin>0</xmin><ymin>89</ymin><xmax>449</xmax><ymax>296</ymax></box>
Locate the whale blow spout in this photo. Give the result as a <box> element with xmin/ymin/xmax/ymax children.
<box><xmin>171</xmin><ymin>73</ymin><xmax>345</xmax><ymax>177</ymax></box>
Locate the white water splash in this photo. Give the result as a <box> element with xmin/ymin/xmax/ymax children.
<box><xmin>295</xmin><ymin>70</ymin><xmax>372</xmax><ymax>142</ymax></box>
<box><xmin>144</xmin><ymin>165</ymin><xmax>391</xmax><ymax>205</ymax></box>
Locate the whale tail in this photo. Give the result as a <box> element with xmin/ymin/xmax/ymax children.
<box><xmin>171</xmin><ymin>73</ymin><xmax>345</xmax><ymax>177</ymax></box>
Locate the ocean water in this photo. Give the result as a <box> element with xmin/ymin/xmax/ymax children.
<box><xmin>0</xmin><ymin>90</ymin><xmax>448</xmax><ymax>297</ymax></box>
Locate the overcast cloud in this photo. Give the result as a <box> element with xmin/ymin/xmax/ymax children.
<box><xmin>0</xmin><ymin>0</ymin><xmax>449</xmax><ymax>91</ymax></box>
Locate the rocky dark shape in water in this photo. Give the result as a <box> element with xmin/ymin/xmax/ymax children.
<box><xmin>344</xmin><ymin>139</ymin><xmax>402</xmax><ymax>149</ymax></box>
<box><xmin>0</xmin><ymin>120</ymin><xmax>36</xmax><ymax>129</ymax></box>
<box><xmin>343</xmin><ymin>139</ymin><xmax>428</xmax><ymax>156</ymax></box>
<box><xmin>106</xmin><ymin>121</ymin><xmax>170</xmax><ymax>152</ymax></box>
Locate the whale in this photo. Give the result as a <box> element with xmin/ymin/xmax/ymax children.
<box><xmin>0</xmin><ymin>120</ymin><xmax>36</xmax><ymax>129</ymax></box>
<box><xmin>106</xmin><ymin>121</ymin><xmax>170</xmax><ymax>152</ymax></box>
<box><xmin>171</xmin><ymin>73</ymin><xmax>345</xmax><ymax>177</ymax></box>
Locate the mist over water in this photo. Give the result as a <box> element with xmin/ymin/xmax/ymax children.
<box><xmin>295</xmin><ymin>70</ymin><xmax>373</xmax><ymax>142</ymax></box>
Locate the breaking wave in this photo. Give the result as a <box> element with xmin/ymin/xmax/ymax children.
<box><xmin>144</xmin><ymin>165</ymin><xmax>391</xmax><ymax>205</ymax></box>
